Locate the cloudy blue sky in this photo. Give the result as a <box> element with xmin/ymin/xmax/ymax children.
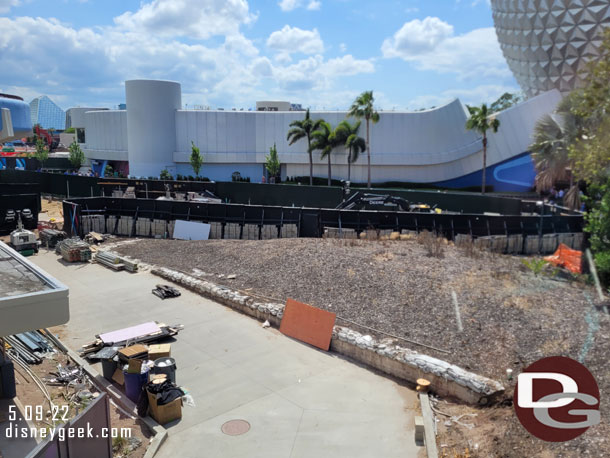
<box><xmin>0</xmin><ymin>0</ymin><xmax>520</xmax><ymax>111</ymax></box>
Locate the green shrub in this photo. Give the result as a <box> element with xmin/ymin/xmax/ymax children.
<box><xmin>160</xmin><ymin>169</ymin><xmax>173</xmax><ymax>180</ymax></box>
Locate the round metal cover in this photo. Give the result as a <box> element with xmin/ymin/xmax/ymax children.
<box><xmin>221</xmin><ymin>419</ymin><xmax>251</xmax><ymax>436</ymax></box>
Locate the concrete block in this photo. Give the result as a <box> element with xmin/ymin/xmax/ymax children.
<box><xmin>506</xmin><ymin>234</ymin><xmax>523</xmax><ymax>254</ymax></box>
<box><xmin>524</xmin><ymin>236</ymin><xmax>540</xmax><ymax>254</ymax></box>
<box><xmin>414</xmin><ymin>416</ymin><xmax>425</xmax><ymax>443</ymax></box>
<box><xmin>542</xmin><ymin>234</ymin><xmax>558</xmax><ymax>254</ymax></box>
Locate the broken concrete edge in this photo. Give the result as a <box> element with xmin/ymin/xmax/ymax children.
<box><xmin>419</xmin><ymin>393</ymin><xmax>439</xmax><ymax>458</ymax></box>
<box><xmin>56</xmin><ymin>337</ymin><xmax>167</xmax><ymax>457</ymax></box>
<box><xmin>152</xmin><ymin>267</ymin><xmax>505</xmax><ymax>405</ymax></box>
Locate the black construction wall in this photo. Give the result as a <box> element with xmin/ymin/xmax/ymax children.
<box><xmin>1</xmin><ymin>170</ymin><xmax>526</xmax><ymax>215</ymax></box>
<box><xmin>216</xmin><ymin>182</ymin><xmax>343</xmax><ymax>208</ymax></box>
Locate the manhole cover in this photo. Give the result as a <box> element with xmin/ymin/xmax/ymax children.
<box><xmin>221</xmin><ymin>419</ymin><xmax>251</xmax><ymax>436</ymax></box>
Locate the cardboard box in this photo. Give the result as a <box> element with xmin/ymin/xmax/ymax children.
<box><xmin>148</xmin><ymin>344</ymin><xmax>171</xmax><ymax>361</ymax></box>
<box><xmin>147</xmin><ymin>391</ymin><xmax>182</xmax><ymax>425</ymax></box>
<box><xmin>118</xmin><ymin>344</ymin><xmax>148</xmax><ymax>361</ymax></box>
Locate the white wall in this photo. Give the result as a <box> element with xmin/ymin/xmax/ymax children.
<box><xmin>83</xmin><ymin>110</ymin><xmax>128</xmax><ymax>161</ymax></box>
<box><xmin>81</xmin><ymin>79</ymin><xmax>561</xmax><ymax>184</ymax></box>
<box><xmin>126</xmin><ymin>79</ymin><xmax>181</xmax><ymax>177</ymax></box>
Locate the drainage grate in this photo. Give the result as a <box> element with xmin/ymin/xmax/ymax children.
<box><xmin>221</xmin><ymin>419</ymin><xmax>251</xmax><ymax>436</ymax></box>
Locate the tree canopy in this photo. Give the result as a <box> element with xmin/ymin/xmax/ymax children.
<box><xmin>190</xmin><ymin>141</ymin><xmax>204</xmax><ymax>177</ymax></box>
<box><xmin>68</xmin><ymin>140</ymin><xmax>85</xmax><ymax>169</ymax></box>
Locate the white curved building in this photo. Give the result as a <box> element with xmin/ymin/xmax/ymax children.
<box><xmin>82</xmin><ymin>79</ymin><xmax>561</xmax><ymax>191</ymax></box>
<box><xmin>491</xmin><ymin>0</ymin><xmax>610</xmax><ymax>96</ymax></box>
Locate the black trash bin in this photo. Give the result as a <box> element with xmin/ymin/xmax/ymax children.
<box><xmin>0</xmin><ymin>354</ymin><xmax>16</xmax><ymax>399</ymax></box>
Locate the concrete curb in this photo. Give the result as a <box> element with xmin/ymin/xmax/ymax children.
<box><xmin>54</xmin><ymin>336</ymin><xmax>167</xmax><ymax>457</ymax></box>
<box><xmin>419</xmin><ymin>393</ymin><xmax>439</xmax><ymax>458</ymax></box>
<box><xmin>152</xmin><ymin>267</ymin><xmax>505</xmax><ymax>405</ymax></box>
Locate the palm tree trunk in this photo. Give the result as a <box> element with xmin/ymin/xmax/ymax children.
<box><xmin>347</xmin><ymin>149</ymin><xmax>351</xmax><ymax>182</ymax></box>
<box><xmin>481</xmin><ymin>134</ymin><xmax>487</xmax><ymax>194</ymax></box>
<box><xmin>307</xmin><ymin>137</ymin><xmax>313</xmax><ymax>186</ymax></box>
<box><xmin>366</xmin><ymin>118</ymin><xmax>371</xmax><ymax>189</ymax></box>
<box><xmin>327</xmin><ymin>153</ymin><xmax>332</xmax><ymax>186</ymax></box>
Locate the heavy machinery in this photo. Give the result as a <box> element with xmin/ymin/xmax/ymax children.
<box><xmin>9</xmin><ymin>211</ymin><xmax>38</xmax><ymax>256</ymax></box>
<box><xmin>336</xmin><ymin>191</ymin><xmax>437</xmax><ymax>213</ymax></box>
<box><xmin>35</xmin><ymin>125</ymin><xmax>59</xmax><ymax>151</ymax></box>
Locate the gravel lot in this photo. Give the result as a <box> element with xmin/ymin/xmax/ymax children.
<box><xmin>115</xmin><ymin>237</ymin><xmax>609</xmax><ymax>457</ymax></box>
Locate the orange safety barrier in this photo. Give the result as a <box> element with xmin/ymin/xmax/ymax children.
<box><xmin>280</xmin><ymin>298</ymin><xmax>336</xmax><ymax>351</ymax></box>
<box><xmin>544</xmin><ymin>243</ymin><xmax>583</xmax><ymax>274</ymax></box>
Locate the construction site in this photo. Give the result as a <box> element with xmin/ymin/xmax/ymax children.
<box><xmin>0</xmin><ymin>169</ymin><xmax>606</xmax><ymax>458</ymax></box>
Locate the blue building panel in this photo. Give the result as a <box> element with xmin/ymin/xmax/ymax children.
<box><xmin>0</xmin><ymin>95</ymin><xmax>32</xmax><ymax>139</ymax></box>
<box><xmin>434</xmin><ymin>152</ymin><xmax>536</xmax><ymax>192</ymax></box>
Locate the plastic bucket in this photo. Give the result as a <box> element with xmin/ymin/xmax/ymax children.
<box><xmin>153</xmin><ymin>358</ymin><xmax>177</xmax><ymax>384</ymax></box>
<box><xmin>101</xmin><ymin>357</ymin><xmax>117</xmax><ymax>381</ymax></box>
<box><xmin>123</xmin><ymin>370</ymin><xmax>149</xmax><ymax>402</ymax></box>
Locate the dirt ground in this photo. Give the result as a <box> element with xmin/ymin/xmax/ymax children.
<box><xmin>8</xmin><ymin>345</ymin><xmax>151</xmax><ymax>458</ymax></box>
<box><xmin>114</xmin><ymin>236</ymin><xmax>610</xmax><ymax>458</ymax></box>
<box><xmin>39</xmin><ymin>198</ymin><xmax>64</xmax><ymax>223</ymax></box>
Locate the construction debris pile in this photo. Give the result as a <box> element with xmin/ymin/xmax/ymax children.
<box><xmin>95</xmin><ymin>250</ymin><xmax>139</xmax><ymax>272</ymax></box>
<box><xmin>80</xmin><ymin>321</ymin><xmax>183</xmax><ymax>357</ymax></box>
<box><xmin>39</xmin><ymin>229</ymin><xmax>67</xmax><ymax>248</ymax></box>
<box><xmin>56</xmin><ymin>238</ymin><xmax>92</xmax><ymax>262</ymax></box>
<box><xmin>4</xmin><ymin>330</ymin><xmax>57</xmax><ymax>365</ymax></box>
<box><xmin>152</xmin><ymin>284</ymin><xmax>181</xmax><ymax>300</ymax></box>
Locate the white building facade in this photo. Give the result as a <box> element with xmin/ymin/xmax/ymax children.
<box><xmin>82</xmin><ymin>79</ymin><xmax>561</xmax><ymax>191</ymax></box>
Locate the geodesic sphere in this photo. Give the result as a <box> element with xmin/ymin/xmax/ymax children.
<box><xmin>491</xmin><ymin>0</ymin><xmax>610</xmax><ymax>97</ymax></box>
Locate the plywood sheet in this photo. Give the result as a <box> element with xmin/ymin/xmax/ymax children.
<box><xmin>173</xmin><ymin>220</ymin><xmax>211</xmax><ymax>241</ymax></box>
<box><xmin>99</xmin><ymin>321</ymin><xmax>160</xmax><ymax>344</ymax></box>
<box><xmin>279</xmin><ymin>298</ymin><xmax>336</xmax><ymax>351</ymax></box>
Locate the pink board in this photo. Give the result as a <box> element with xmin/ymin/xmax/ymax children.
<box><xmin>99</xmin><ymin>321</ymin><xmax>160</xmax><ymax>344</ymax></box>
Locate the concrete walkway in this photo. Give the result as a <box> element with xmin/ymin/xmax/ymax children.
<box><xmin>33</xmin><ymin>250</ymin><xmax>421</xmax><ymax>458</ymax></box>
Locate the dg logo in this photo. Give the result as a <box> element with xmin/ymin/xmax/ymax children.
<box><xmin>514</xmin><ymin>356</ymin><xmax>600</xmax><ymax>442</ymax></box>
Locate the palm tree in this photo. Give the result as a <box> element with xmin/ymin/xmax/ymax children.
<box><xmin>287</xmin><ymin>109</ymin><xmax>323</xmax><ymax>186</ymax></box>
<box><xmin>311</xmin><ymin>122</ymin><xmax>343</xmax><ymax>186</ymax></box>
<box><xmin>348</xmin><ymin>91</ymin><xmax>380</xmax><ymax>188</ymax></box>
<box><xmin>465</xmin><ymin>104</ymin><xmax>500</xmax><ymax>194</ymax></box>
<box><xmin>530</xmin><ymin>102</ymin><xmax>582</xmax><ymax>209</ymax></box>
<box><xmin>335</xmin><ymin>120</ymin><xmax>366</xmax><ymax>182</ymax></box>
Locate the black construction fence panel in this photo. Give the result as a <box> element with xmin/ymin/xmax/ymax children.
<box><xmin>216</xmin><ymin>181</ymin><xmax>343</xmax><ymax>208</ymax></box>
<box><xmin>25</xmin><ymin>157</ymin><xmax>73</xmax><ymax>171</ymax></box>
<box><xmin>99</xmin><ymin>178</ymin><xmax>217</xmax><ymax>199</ymax></box>
<box><xmin>61</xmin><ymin>197</ymin><xmax>585</xmax><ymax>241</ymax></box>
<box><xmin>366</xmin><ymin>188</ymin><xmax>524</xmax><ymax>215</ymax></box>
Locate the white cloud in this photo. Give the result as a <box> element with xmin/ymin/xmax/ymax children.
<box><xmin>273</xmin><ymin>54</ymin><xmax>374</xmax><ymax>92</ymax></box>
<box><xmin>114</xmin><ymin>0</ymin><xmax>256</xmax><ymax>40</ymax></box>
<box><xmin>278</xmin><ymin>0</ymin><xmax>321</xmax><ymax>12</ymax></box>
<box><xmin>0</xmin><ymin>6</ymin><xmax>373</xmax><ymax>111</ymax></box>
<box><xmin>0</xmin><ymin>0</ymin><xmax>20</xmax><ymax>13</ymax></box>
<box><xmin>382</xmin><ymin>17</ymin><xmax>454</xmax><ymax>56</ymax></box>
<box><xmin>267</xmin><ymin>25</ymin><xmax>324</xmax><ymax>55</ymax></box>
<box><xmin>382</xmin><ymin>17</ymin><xmax>510</xmax><ymax>80</ymax></box>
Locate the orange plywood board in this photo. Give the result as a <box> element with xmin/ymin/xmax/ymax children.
<box><xmin>280</xmin><ymin>298</ymin><xmax>336</xmax><ymax>351</ymax></box>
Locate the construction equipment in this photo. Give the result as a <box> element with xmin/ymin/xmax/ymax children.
<box><xmin>9</xmin><ymin>211</ymin><xmax>38</xmax><ymax>255</ymax></box>
<box><xmin>34</xmin><ymin>125</ymin><xmax>58</xmax><ymax>151</ymax></box>
<box><xmin>336</xmin><ymin>192</ymin><xmax>436</xmax><ymax>213</ymax></box>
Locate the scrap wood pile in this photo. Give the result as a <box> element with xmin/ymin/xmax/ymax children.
<box><xmin>80</xmin><ymin>321</ymin><xmax>183</xmax><ymax>357</ymax></box>
<box><xmin>56</xmin><ymin>238</ymin><xmax>92</xmax><ymax>262</ymax></box>
<box><xmin>94</xmin><ymin>250</ymin><xmax>139</xmax><ymax>272</ymax></box>
<box><xmin>152</xmin><ymin>284</ymin><xmax>181</xmax><ymax>299</ymax></box>
<box><xmin>84</xmin><ymin>231</ymin><xmax>106</xmax><ymax>245</ymax></box>
<box><xmin>39</xmin><ymin>229</ymin><xmax>67</xmax><ymax>248</ymax></box>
